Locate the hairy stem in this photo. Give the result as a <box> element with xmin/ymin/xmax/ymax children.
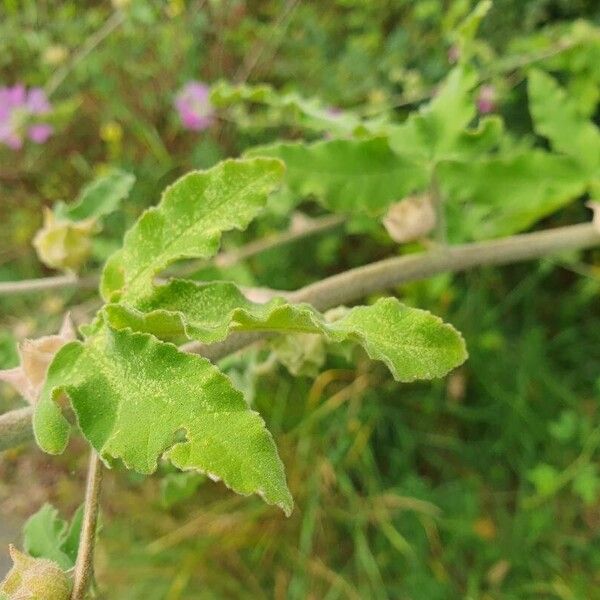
<box><xmin>2</xmin><ymin>221</ymin><xmax>599</xmax><ymax>449</ymax></box>
<box><xmin>0</xmin><ymin>406</ymin><xmax>33</xmax><ymax>451</ymax></box>
<box><xmin>71</xmin><ymin>451</ymin><xmax>103</xmax><ymax>600</ymax></box>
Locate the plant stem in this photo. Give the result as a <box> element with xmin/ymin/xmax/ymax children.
<box><xmin>2</xmin><ymin>221</ymin><xmax>599</xmax><ymax>450</ymax></box>
<box><xmin>0</xmin><ymin>274</ymin><xmax>98</xmax><ymax>296</ymax></box>
<box><xmin>0</xmin><ymin>214</ymin><xmax>343</xmax><ymax>296</ymax></box>
<box><xmin>187</xmin><ymin>222</ymin><xmax>600</xmax><ymax>355</ymax></box>
<box><xmin>0</xmin><ymin>406</ymin><xmax>33</xmax><ymax>451</ymax></box>
<box><xmin>71</xmin><ymin>451</ymin><xmax>103</xmax><ymax>600</ymax></box>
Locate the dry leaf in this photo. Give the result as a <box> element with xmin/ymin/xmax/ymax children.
<box><xmin>32</xmin><ymin>208</ymin><xmax>98</xmax><ymax>273</ymax></box>
<box><xmin>0</xmin><ymin>314</ymin><xmax>76</xmax><ymax>405</ymax></box>
<box><xmin>0</xmin><ymin>545</ymin><xmax>71</xmax><ymax>600</ymax></box>
<box><xmin>382</xmin><ymin>194</ymin><xmax>436</xmax><ymax>244</ymax></box>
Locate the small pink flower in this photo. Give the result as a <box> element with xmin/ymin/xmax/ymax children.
<box><xmin>477</xmin><ymin>84</ymin><xmax>496</xmax><ymax>114</ymax></box>
<box><xmin>0</xmin><ymin>85</ymin><xmax>53</xmax><ymax>150</ymax></box>
<box><xmin>174</xmin><ymin>81</ymin><xmax>214</xmax><ymax>131</ymax></box>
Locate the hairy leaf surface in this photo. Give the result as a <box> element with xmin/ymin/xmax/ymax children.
<box><xmin>100</xmin><ymin>158</ymin><xmax>285</xmax><ymax>302</ymax></box>
<box><xmin>33</xmin><ymin>326</ymin><xmax>292</xmax><ymax>515</ymax></box>
<box><xmin>103</xmin><ymin>280</ymin><xmax>467</xmax><ymax>382</ymax></box>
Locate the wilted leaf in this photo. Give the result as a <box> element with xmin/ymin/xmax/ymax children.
<box><xmin>0</xmin><ymin>314</ymin><xmax>76</xmax><ymax>405</ymax></box>
<box><xmin>0</xmin><ymin>546</ymin><xmax>71</xmax><ymax>600</ymax></box>
<box><xmin>33</xmin><ymin>325</ymin><xmax>293</xmax><ymax>516</ymax></box>
<box><xmin>32</xmin><ymin>209</ymin><xmax>97</xmax><ymax>273</ymax></box>
<box><xmin>100</xmin><ymin>158</ymin><xmax>285</xmax><ymax>302</ymax></box>
<box><xmin>382</xmin><ymin>194</ymin><xmax>436</xmax><ymax>243</ymax></box>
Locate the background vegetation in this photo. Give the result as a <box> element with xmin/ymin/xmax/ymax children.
<box><xmin>1</xmin><ymin>0</ymin><xmax>600</xmax><ymax>598</ymax></box>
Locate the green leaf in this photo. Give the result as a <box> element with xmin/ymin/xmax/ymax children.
<box><xmin>528</xmin><ymin>69</ymin><xmax>600</xmax><ymax>174</ymax></box>
<box><xmin>33</xmin><ymin>325</ymin><xmax>292</xmax><ymax>516</ymax></box>
<box><xmin>210</xmin><ymin>81</ymin><xmax>389</xmax><ymax>137</ymax></box>
<box><xmin>389</xmin><ymin>65</ymin><xmax>481</xmax><ymax>164</ymax></box>
<box><xmin>100</xmin><ymin>158</ymin><xmax>285</xmax><ymax>302</ymax></box>
<box><xmin>247</xmin><ymin>138</ymin><xmax>427</xmax><ymax>216</ymax></box>
<box><xmin>22</xmin><ymin>504</ymin><xmax>82</xmax><ymax>570</ymax></box>
<box><xmin>439</xmin><ymin>150</ymin><xmax>587</xmax><ymax>241</ymax></box>
<box><xmin>103</xmin><ymin>280</ymin><xmax>467</xmax><ymax>382</ymax></box>
<box><xmin>160</xmin><ymin>472</ymin><xmax>205</xmax><ymax>508</ymax></box>
<box><xmin>54</xmin><ymin>169</ymin><xmax>136</xmax><ymax>222</ymax></box>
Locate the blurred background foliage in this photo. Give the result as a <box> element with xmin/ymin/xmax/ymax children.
<box><xmin>1</xmin><ymin>0</ymin><xmax>600</xmax><ymax>598</ymax></box>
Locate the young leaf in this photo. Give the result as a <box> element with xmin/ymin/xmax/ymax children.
<box><xmin>100</xmin><ymin>158</ymin><xmax>285</xmax><ymax>302</ymax></box>
<box><xmin>22</xmin><ymin>504</ymin><xmax>82</xmax><ymax>570</ymax></box>
<box><xmin>103</xmin><ymin>280</ymin><xmax>467</xmax><ymax>382</ymax></box>
<box><xmin>528</xmin><ymin>69</ymin><xmax>600</xmax><ymax>174</ymax></box>
<box><xmin>54</xmin><ymin>169</ymin><xmax>135</xmax><ymax>222</ymax></box>
<box><xmin>160</xmin><ymin>472</ymin><xmax>205</xmax><ymax>508</ymax></box>
<box><xmin>33</xmin><ymin>325</ymin><xmax>293</xmax><ymax>516</ymax></box>
<box><xmin>246</xmin><ymin>138</ymin><xmax>427</xmax><ymax>216</ymax></box>
<box><xmin>389</xmin><ymin>65</ymin><xmax>482</xmax><ymax>164</ymax></box>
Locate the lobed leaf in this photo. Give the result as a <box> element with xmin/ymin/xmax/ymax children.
<box><xmin>528</xmin><ymin>69</ymin><xmax>600</xmax><ymax>174</ymax></box>
<box><xmin>22</xmin><ymin>504</ymin><xmax>82</xmax><ymax>571</ymax></box>
<box><xmin>33</xmin><ymin>325</ymin><xmax>293</xmax><ymax>516</ymax></box>
<box><xmin>247</xmin><ymin>138</ymin><xmax>427</xmax><ymax>216</ymax></box>
<box><xmin>103</xmin><ymin>280</ymin><xmax>467</xmax><ymax>382</ymax></box>
<box><xmin>389</xmin><ymin>65</ymin><xmax>481</xmax><ymax>164</ymax></box>
<box><xmin>100</xmin><ymin>158</ymin><xmax>285</xmax><ymax>302</ymax></box>
<box><xmin>440</xmin><ymin>150</ymin><xmax>587</xmax><ymax>241</ymax></box>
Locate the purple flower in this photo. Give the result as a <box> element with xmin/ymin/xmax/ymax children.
<box><xmin>477</xmin><ymin>84</ymin><xmax>497</xmax><ymax>114</ymax></box>
<box><xmin>0</xmin><ymin>85</ymin><xmax>53</xmax><ymax>150</ymax></box>
<box><xmin>174</xmin><ymin>81</ymin><xmax>214</xmax><ymax>131</ymax></box>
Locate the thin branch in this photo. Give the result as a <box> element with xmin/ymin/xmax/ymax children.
<box><xmin>293</xmin><ymin>222</ymin><xmax>600</xmax><ymax>310</ymax></box>
<box><xmin>2</xmin><ymin>221</ymin><xmax>599</xmax><ymax>450</ymax></box>
<box><xmin>0</xmin><ymin>274</ymin><xmax>98</xmax><ymax>296</ymax></box>
<box><xmin>0</xmin><ymin>406</ymin><xmax>33</xmax><ymax>452</ymax></box>
<box><xmin>0</xmin><ymin>214</ymin><xmax>343</xmax><ymax>297</ymax></box>
<box><xmin>45</xmin><ymin>11</ymin><xmax>126</xmax><ymax>97</ymax></box>
<box><xmin>71</xmin><ymin>451</ymin><xmax>103</xmax><ymax>600</ymax></box>
<box><xmin>188</xmin><ymin>222</ymin><xmax>600</xmax><ymax>352</ymax></box>
<box><xmin>234</xmin><ymin>0</ymin><xmax>301</xmax><ymax>84</ymax></box>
